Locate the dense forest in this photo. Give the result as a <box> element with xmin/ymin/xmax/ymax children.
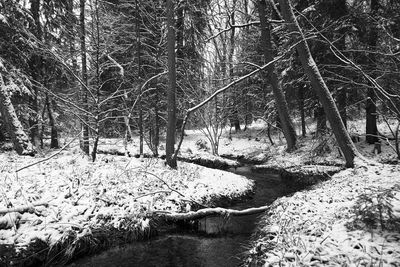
<box><xmin>0</xmin><ymin>0</ymin><xmax>399</xmax><ymax>266</ymax></box>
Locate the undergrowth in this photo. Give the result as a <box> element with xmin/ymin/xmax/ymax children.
<box><xmin>347</xmin><ymin>184</ymin><xmax>400</xmax><ymax>232</ymax></box>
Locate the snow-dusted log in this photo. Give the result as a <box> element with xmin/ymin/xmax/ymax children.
<box><xmin>154</xmin><ymin>205</ymin><xmax>270</xmax><ymax>221</ymax></box>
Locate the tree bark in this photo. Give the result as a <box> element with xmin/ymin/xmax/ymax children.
<box><xmin>228</xmin><ymin>0</ymin><xmax>241</xmax><ymax>132</ymax></box>
<box><xmin>166</xmin><ymin>0</ymin><xmax>177</xmax><ymax>168</ymax></box>
<box><xmin>278</xmin><ymin>0</ymin><xmax>359</xmax><ymax>167</ymax></box>
<box><xmin>326</xmin><ymin>0</ymin><xmax>348</xmax><ymax>128</ymax></box>
<box><xmin>298</xmin><ymin>85</ymin><xmax>306</xmax><ymax>137</ymax></box>
<box><xmin>80</xmin><ymin>0</ymin><xmax>90</xmax><ymax>155</ymax></box>
<box><xmin>0</xmin><ymin>72</ymin><xmax>35</xmax><ymax>156</ymax></box>
<box><xmin>258</xmin><ymin>0</ymin><xmax>297</xmax><ymax>151</ymax></box>
<box><xmin>337</xmin><ymin>87</ymin><xmax>347</xmax><ymax>128</ymax></box>
<box><xmin>46</xmin><ymin>94</ymin><xmax>59</xmax><ymax>148</ymax></box>
<box><xmin>154</xmin><ymin>91</ymin><xmax>160</xmax><ymax>157</ymax></box>
<box><xmin>136</xmin><ymin>0</ymin><xmax>144</xmax><ymax>156</ymax></box>
<box><xmin>29</xmin><ymin>0</ymin><xmax>42</xmax><ymax>147</ymax></box>
<box><xmin>365</xmin><ymin>0</ymin><xmax>379</xmax><ymax>144</ymax></box>
<box><xmin>315</xmin><ymin>105</ymin><xmax>326</xmax><ymax>136</ymax></box>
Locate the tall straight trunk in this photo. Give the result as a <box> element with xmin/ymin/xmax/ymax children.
<box><xmin>29</xmin><ymin>0</ymin><xmax>41</xmax><ymax>147</ymax></box>
<box><xmin>315</xmin><ymin>105</ymin><xmax>326</xmax><ymax>135</ymax></box>
<box><xmin>80</xmin><ymin>0</ymin><xmax>90</xmax><ymax>155</ymax></box>
<box><xmin>258</xmin><ymin>0</ymin><xmax>297</xmax><ymax>151</ymax></box>
<box><xmin>325</xmin><ymin>0</ymin><xmax>348</xmax><ymax>128</ymax></box>
<box><xmin>176</xmin><ymin>1</ymin><xmax>184</xmax><ymax>60</ymax></box>
<box><xmin>91</xmin><ymin>0</ymin><xmax>101</xmax><ymax>162</ymax></box>
<box><xmin>298</xmin><ymin>85</ymin><xmax>306</xmax><ymax>137</ymax></box>
<box><xmin>228</xmin><ymin>0</ymin><xmax>241</xmax><ymax>132</ymax></box>
<box><xmin>153</xmin><ymin>89</ymin><xmax>160</xmax><ymax>157</ymax></box>
<box><xmin>279</xmin><ymin>0</ymin><xmax>359</xmax><ymax>167</ymax></box>
<box><xmin>365</xmin><ymin>0</ymin><xmax>379</xmax><ymax>144</ymax></box>
<box><xmin>136</xmin><ymin>0</ymin><xmax>143</xmax><ymax>155</ymax></box>
<box><xmin>0</xmin><ymin>73</ymin><xmax>35</xmax><ymax>155</ymax></box>
<box><xmin>166</xmin><ymin>0</ymin><xmax>177</xmax><ymax>168</ymax></box>
<box><xmin>67</xmin><ymin>0</ymin><xmax>77</xmax><ymax>70</ymax></box>
<box><xmin>46</xmin><ymin>94</ymin><xmax>59</xmax><ymax>148</ymax></box>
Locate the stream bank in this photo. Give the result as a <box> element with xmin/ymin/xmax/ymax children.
<box><xmin>0</xmin><ymin>153</ymin><xmax>252</xmax><ymax>267</ymax></box>
<box><xmin>0</xmin><ymin>148</ymin><xmax>346</xmax><ymax>267</ymax></box>
<box><xmin>246</xmin><ymin>162</ymin><xmax>400</xmax><ymax>266</ymax></box>
<box><xmin>70</xmin><ymin>163</ymin><xmax>330</xmax><ymax>267</ymax></box>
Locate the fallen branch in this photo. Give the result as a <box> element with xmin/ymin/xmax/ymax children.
<box><xmin>153</xmin><ymin>205</ymin><xmax>271</xmax><ymax>221</ymax></box>
<box><xmin>0</xmin><ymin>201</ymin><xmax>49</xmax><ymax>215</ymax></box>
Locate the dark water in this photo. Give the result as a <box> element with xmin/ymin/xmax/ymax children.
<box><xmin>70</xmin><ymin>166</ymin><xmax>299</xmax><ymax>267</ymax></box>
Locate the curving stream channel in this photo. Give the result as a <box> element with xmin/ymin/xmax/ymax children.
<box><xmin>70</xmin><ymin>166</ymin><xmax>303</xmax><ymax>267</ymax></box>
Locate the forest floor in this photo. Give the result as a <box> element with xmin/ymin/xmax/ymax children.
<box><xmin>231</xmin><ymin>120</ymin><xmax>400</xmax><ymax>266</ymax></box>
<box><xmin>0</xmin><ymin>145</ymin><xmax>253</xmax><ymax>266</ymax></box>
<box><xmin>1</xmin><ymin>119</ymin><xmax>399</xmax><ymax>266</ymax></box>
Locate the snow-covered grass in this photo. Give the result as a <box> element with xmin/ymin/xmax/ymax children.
<box><xmin>234</xmin><ymin>119</ymin><xmax>400</xmax><ymax>266</ymax></box>
<box><xmin>0</xmin><ymin>117</ymin><xmax>399</xmax><ymax>266</ymax></box>
<box><xmin>246</xmin><ymin>162</ymin><xmax>400</xmax><ymax>266</ymax></box>
<box><xmin>0</xmin><ymin>150</ymin><xmax>253</xmax><ymax>265</ymax></box>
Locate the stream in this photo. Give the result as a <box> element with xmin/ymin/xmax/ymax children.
<box><xmin>70</xmin><ymin>166</ymin><xmax>303</xmax><ymax>267</ymax></box>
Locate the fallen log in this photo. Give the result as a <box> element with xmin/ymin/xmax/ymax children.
<box><xmin>154</xmin><ymin>205</ymin><xmax>270</xmax><ymax>221</ymax></box>
<box><xmin>0</xmin><ymin>201</ymin><xmax>49</xmax><ymax>215</ymax></box>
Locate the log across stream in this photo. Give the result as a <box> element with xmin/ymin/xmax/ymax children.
<box><xmin>70</xmin><ymin>165</ymin><xmax>305</xmax><ymax>267</ymax></box>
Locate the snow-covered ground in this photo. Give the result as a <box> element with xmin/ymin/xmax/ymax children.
<box><xmin>0</xmin><ymin>118</ymin><xmax>399</xmax><ymax>265</ymax></box>
<box><xmin>0</xmin><ymin>151</ymin><xmax>253</xmax><ymax>265</ymax></box>
<box><xmin>246</xmin><ymin>161</ymin><xmax>400</xmax><ymax>266</ymax></box>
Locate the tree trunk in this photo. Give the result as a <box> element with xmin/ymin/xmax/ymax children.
<box><xmin>80</xmin><ymin>0</ymin><xmax>90</xmax><ymax>155</ymax></box>
<box><xmin>153</xmin><ymin>93</ymin><xmax>160</xmax><ymax>157</ymax></box>
<box><xmin>166</xmin><ymin>0</ymin><xmax>177</xmax><ymax>168</ymax></box>
<box><xmin>29</xmin><ymin>0</ymin><xmax>42</xmax><ymax>147</ymax></box>
<box><xmin>176</xmin><ymin>1</ymin><xmax>184</xmax><ymax>60</ymax></box>
<box><xmin>365</xmin><ymin>0</ymin><xmax>379</xmax><ymax>144</ymax></box>
<box><xmin>67</xmin><ymin>0</ymin><xmax>77</xmax><ymax>71</ymax></box>
<box><xmin>91</xmin><ymin>0</ymin><xmax>102</xmax><ymax>162</ymax></box>
<box><xmin>136</xmin><ymin>0</ymin><xmax>144</xmax><ymax>156</ymax></box>
<box><xmin>298</xmin><ymin>85</ymin><xmax>306</xmax><ymax>137</ymax></box>
<box><xmin>279</xmin><ymin>0</ymin><xmax>359</xmax><ymax>167</ymax></box>
<box><xmin>319</xmin><ymin>0</ymin><xmax>348</xmax><ymax>129</ymax></box>
<box><xmin>337</xmin><ymin>87</ymin><xmax>347</xmax><ymax>128</ymax></box>
<box><xmin>315</xmin><ymin>105</ymin><xmax>326</xmax><ymax>136</ymax></box>
<box><xmin>258</xmin><ymin>0</ymin><xmax>297</xmax><ymax>151</ymax></box>
<box><xmin>46</xmin><ymin>94</ymin><xmax>59</xmax><ymax>148</ymax></box>
<box><xmin>228</xmin><ymin>0</ymin><xmax>241</xmax><ymax>132</ymax></box>
<box><xmin>0</xmin><ymin>73</ymin><xmax>35</xmax><ymax>155</ymax></box>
